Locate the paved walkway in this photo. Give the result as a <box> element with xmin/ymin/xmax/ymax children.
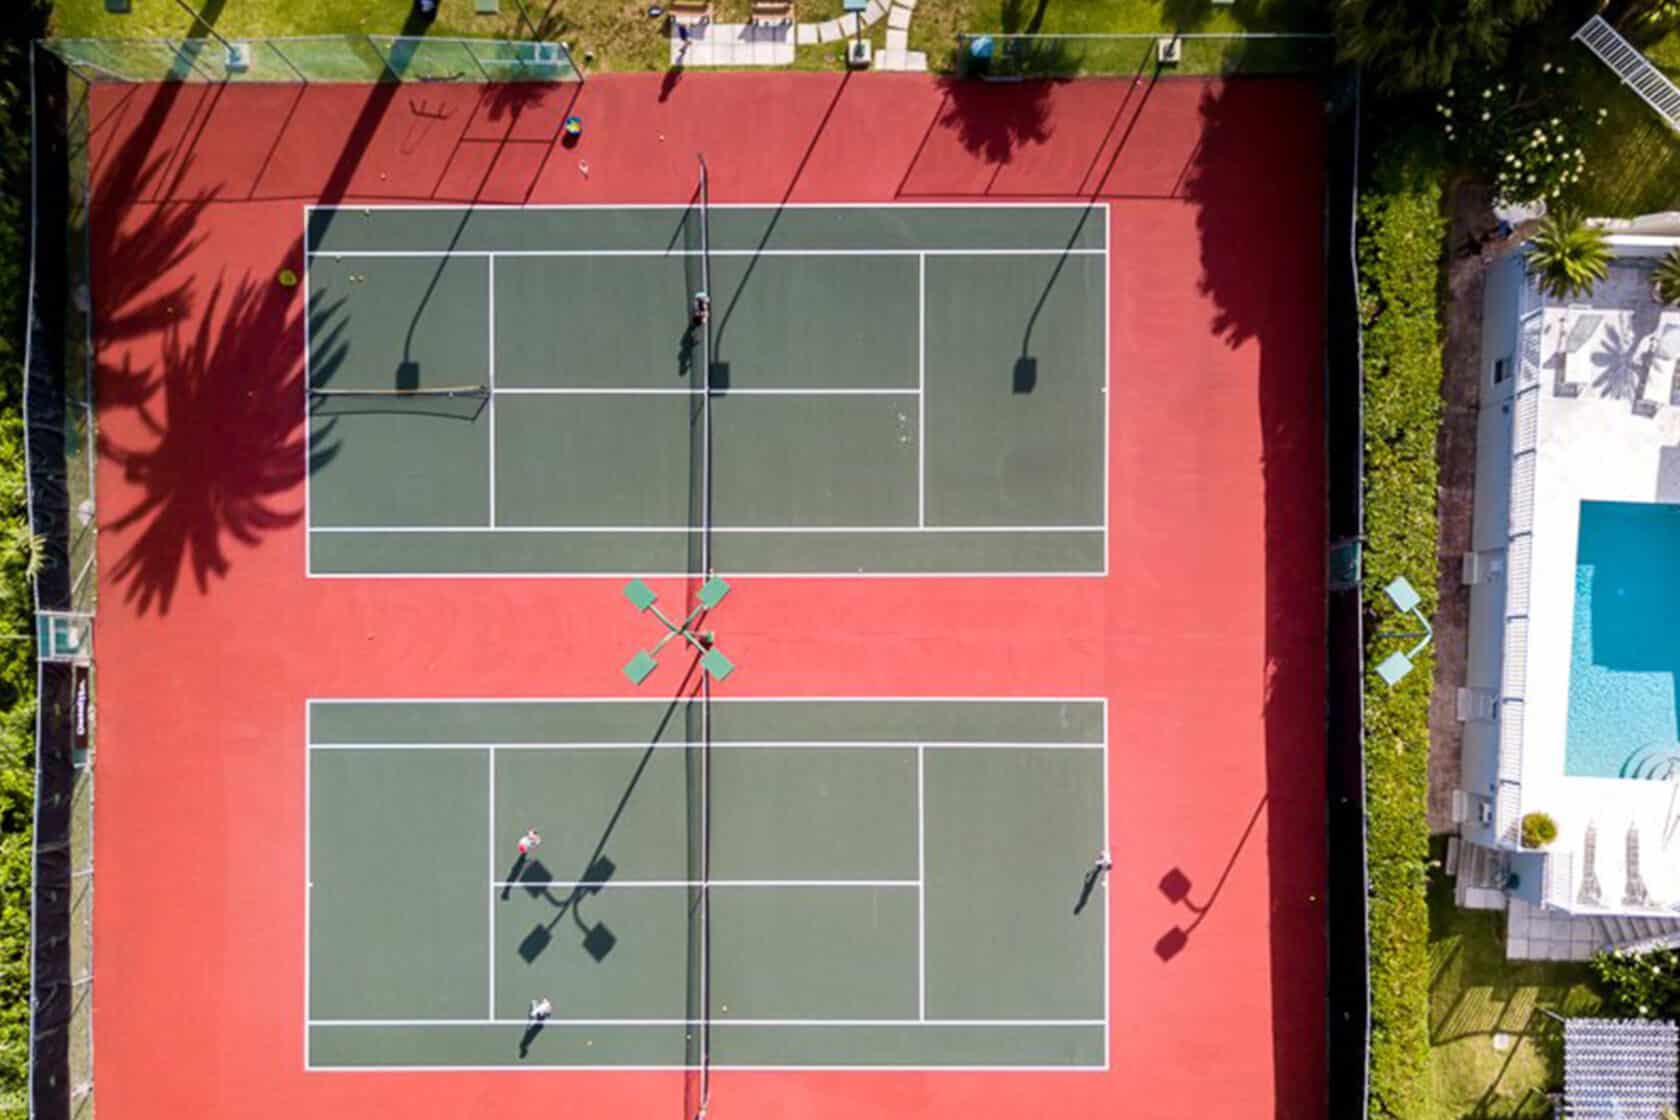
<box><xmin>669</xmin><ymin>0</ymin><xmax>926</xmax><ymax>70</ymax></box>
<box><xmin>1428</xmin><ymin>179</ymin><xmax>1492</xmax><ymax>836</ymax></box>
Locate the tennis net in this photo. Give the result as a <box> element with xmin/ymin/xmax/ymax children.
<box><xmin>682</xmin><ymin>153</ymin><xmax>715</xmax><ymax>1120</ymax></box>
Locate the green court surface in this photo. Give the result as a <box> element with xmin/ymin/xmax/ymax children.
<box><xmin>306</xmin><ymin>698</ymin><xmax>1109</xmax><ymax>1069</ymax></box>
<box><xmin>304</xmin><ymin>205</ymin><xmax>1108</xmax><ymax>577</ymax></box>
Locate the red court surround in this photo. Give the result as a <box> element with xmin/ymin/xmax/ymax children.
<box><xmin>85</xmin><ymin>71</ymin><xmax>1327</xmax><ymax>1119</ymax></box>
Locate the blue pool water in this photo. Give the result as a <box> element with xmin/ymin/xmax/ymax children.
<box><xmin>1566</xmin><ymin>500</ymin><xmax>1680</xmax><ymax>778</ymax></box>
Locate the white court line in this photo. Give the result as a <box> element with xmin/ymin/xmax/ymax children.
<box><xmin>308</xmin><ymin>569</ymin><xmax>1106</xmax><ymax>580</ymax></box>
<box><xmin>309</xmin><ymin>201</ymin><xmax>1112</xmax><ymax>213</ymax></box>
<box><xmin>917</xmin><ymin>744</ymin><xmax>926</xmax><ymax>1021</ymax></box>
<box><xmin>309</xmin><ymin>695</ymin><xmax>1106</xmax><ymax>704</ymax></box>
<box><xmin>306</xmin><ymin>248</ymin><xmax>1106</xmax><ymax>259</ymax></box>
<box><xmin>308</xmin><ymin>1018</ymin><xmax>1103</xmax><ymax>1027</ymax></box>
<box><xmin>491</xmin><ymin>386</ymin><xmax>919</xmax><ymax>396</ymax></box>
<box><xmin>1103</xmin><ymin>202</ymin><xmax>1112</xmax><ymax>578</ymax></box>
<box><xmin>302</xmin><ymin>707</ymin><xmax>311</xmax><ymax>1067</ymax></box>
<box><xmin>917</xmin><ymin>252</ymin><xmax>926</xmax><ymax>529</ymax></box>
<box><xmin>486</xmin><ymin>747</ymin><xmax>495</xmax><ymax>1019</ymax></box>
<box><xmin>490</xmin><ymin>879</ymin><xmax>918</xmax><ymax>889</ymax></box>
<box><xmin>308</xmin><ymin>524</ymin><xmax>1103</xmax><ymax>534</ymax></box>
<box><xmin>307</xmin><ymin>1062</ymin><xmax>1105</xmax><ymax>1072</ymax></box>
<box><xmin>309</xmin><ymin>740</ymin><xmax>1103</xmax><ymax>752</ymax></box>
<box><xmin>486</xmin><ymin>255</ymin><xmax>496</xmax><ymax>529</ymax></box>
<box><xmin>1101</xmin><ymin>695</ymin><xmax>1111</xmax><ymax>1071</ymax></box>
<box><xmin>302</xmin><ymin>227</ymin><xmax>314</xmax><ymax>578</ymax></box>
<box><xmin>303</xmin><ymin>202</ymin><xmax>1110</xmax><ymax>582</ymax></box>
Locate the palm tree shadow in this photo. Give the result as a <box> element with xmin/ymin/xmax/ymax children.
<box><xmin>929</xmin><ymin>68</ymin><xmax>1060</xmax><ymax>166</ymax></box>
<box><xmin>92</xmin><ymin>151</ymin><xmax>216</xmax><ymax>412</ymax></box>
<box><xmin>99</xmin><ymin>269</ymin><xmax>345</xmax><ymax>614</ymax></box>
<box><xmin>999</xmin><ymin>0</ymin><xmax>1051</xmax><ymax>33</ymax></box>
<box><xmin>1591</xmin><ymin>322</ymin><xmax>1645</xmax><ymax>400</ymax></box>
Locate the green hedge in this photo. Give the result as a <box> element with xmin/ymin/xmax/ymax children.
<box><xmin>1358</xmin><ymin>138</ymin><xmax>1445</xmax><ymax>1120</ymax></box>
<box><xmin>0</xmin><ymin>15</ymin><xmax>44</xmax><ymax>1112</ymax></box>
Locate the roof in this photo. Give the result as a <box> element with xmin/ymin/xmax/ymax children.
<box><xmin>1565</xmin><ymin>1017</ymin><xmax>1679</xmax><ymax>1119</ymax></box>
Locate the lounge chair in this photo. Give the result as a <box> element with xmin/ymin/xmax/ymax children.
<box><xmin>1625</xmin><ymin>824</ymin><xmax>1651</xmax><ymax>908</ymax></box>
<box><xmin>1578</xmin><ymin>823</ymin><xmax>1602</xmax><ymax>907</ymax></box>
<box><xmin>669</xmin><ymin>0</ymin><xmax>712</xmax><ymax>26</ymax></box>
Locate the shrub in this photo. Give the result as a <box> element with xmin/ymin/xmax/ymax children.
<box><xmin>1521</xmin><ymin>811</ymin><xmax>1558</xmax><ymax>848</ymax></box>
<box><xmin>1592</xmin><ymin>946</ymin><xmax>1680</xmax><ymax>1018</ymax></box>
<box><xmin>1359</xmin><ymin>138</ymin><xmax>1446</xmax><ymax>1120</ymax></box>
<box><xmin>0</xmin><ymin>19</ymin><xmax>41</xmax><ymax>1102</ymax></box>
<box><xmin>1435</xmin><ymin>60</ymin><xmax>1606</xmax><ymax>208</ymax></box>
<box><xmin>1528</xmin><ymin>207</ymin><xmax>1613</xmax><ymax>300</ymax></box>
<box><xmin>1655</xmin><ymin>248</ymin><xmax>1680</xmax><ymax>307</ymax></box>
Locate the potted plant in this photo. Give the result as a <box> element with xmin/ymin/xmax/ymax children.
<box><xmin>1521</xmin><ymin>811</ymin><xmax>1558</xmax><ymax>849</ymax></box>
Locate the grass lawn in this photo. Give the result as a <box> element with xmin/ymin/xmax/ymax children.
<box><xmin>1428</xmin><ymin>839</ymin><xmax>1605</xmax><ymax>1120</ymax></box>
<box><xmin>1571</xmin><ymin>27</ymin><xmax>1680</xmax><ymax>219</ymax></box>
<box><xmin>54</xmin><ymin>0</ymin><xmax>1334</xmax><ymax>74</ymax></box>
<box><xmin>51</xmin><ymin>0</ymin><xmax>680</xmax><ymax>73</ymax></box>
<box><xmin>910</xmin><ymin>0</ymin><xmax>1327</xmax><ymax>73</ymax></box>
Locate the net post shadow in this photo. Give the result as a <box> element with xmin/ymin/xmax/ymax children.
<box><xmin>1152</xmin><ymin>793</ymin><xmax>1267</xmax><ymax>962</ymax></box>
<box><xmin>510</xmin><ymin>657</ymin><xmax>706</xmax><ymax>968</ymax></box>
<box><xmin>1014</xmin><ymin>54</ymin><xmax>1161</xmax><ymax>393</ymax></box>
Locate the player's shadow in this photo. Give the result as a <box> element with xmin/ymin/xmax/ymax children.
<box><xmin>1072</xmin><ymin>864</ymin><xmax>1103</xmax><ymax>914</ymax></box>
<box><xmin>518</xmin><ymin>1018</ymin><xmax>545</xmax><ymax>1058</ymax></box>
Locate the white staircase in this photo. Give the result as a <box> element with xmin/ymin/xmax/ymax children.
<box><xmin>1574</xmin><ymin>16</ymin><xmax>1680</xmax><ymax>131</ymax></box>
<box><xmin>1597</xmin><ymin>913</ymin><xmax>1680</xmax><ymax>950</ymax></box>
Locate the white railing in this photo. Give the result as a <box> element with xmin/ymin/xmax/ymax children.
<box><xmin>1545</xmin><ymin>847</ymin><xmax>1575</xmax><ymax>911</ymax></box>
<box><xmin>1574</xmin><ymin>16</ymin><xmax>1680</xmax><ymax>132</ymax></box>
<box><xmin>1494</xmin><ymin>305</ymin><xmax>1547</xmax><ymax>846</ymax></box>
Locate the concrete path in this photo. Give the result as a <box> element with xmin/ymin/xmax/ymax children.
<box><xmin>667</xmin><ymin>0</ymin><xmax>925</xmax><ymax>70</ymax></box>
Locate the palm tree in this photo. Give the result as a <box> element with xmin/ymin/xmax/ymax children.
<box><xmin>1655</xmin><ymin>247</ymin><xmax>1680</xmax><ymax>306</ymax></box>
<box><xmin>1333</xmin><ymin>0</ymin><xmax>1549</xmax><ymax>92</ymax></box>
<box><xmin>1528</xmin><ymin>207</ymin><xmax>1613</xmax><ymax>300</ymax></box>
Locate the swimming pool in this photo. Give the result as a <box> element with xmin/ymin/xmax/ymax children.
<box><xmin>1566</xmin><ymin>500</ymin><xmax>1680</xmax><ymax>778</ymax></box>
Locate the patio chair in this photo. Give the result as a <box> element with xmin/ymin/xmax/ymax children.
<box><xmin>669</xmin><ymin>0</ymin><xmax>712</xmax><ymax>26</ymax></box>
<box><xmin>1564</xmin><ymin>307</ymin><xmax>1603</xmax><ymax>354</ymax></box>
<box><xmin>751</xmin><ymin>0</ymin><xmax>794</xmax><ymax>23</ymax></box>
<box><xmin>1577</xmin><ymin>823</ymin><xmax>1602</xmax><ymax>907</ymax></box>
<box><xmin>1625</xmin><ymin>824</ymin><xmax>1651</xmax><ymax>908</ymax></box>
<box><xmin>1554</xmin><ymin>306</ymin><xmax>1602</xmax><ymax>398</ymax></box>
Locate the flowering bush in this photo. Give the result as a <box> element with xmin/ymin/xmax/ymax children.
<box><xmin>1592</xmin><ymin>946</ymin><xmax>1680</xmax><ymax>1019</ymax></box>
<box><xmin>1435</xmin><ymin>60</ymin><xmax>1607</xmax><ymax>207</ymax></box>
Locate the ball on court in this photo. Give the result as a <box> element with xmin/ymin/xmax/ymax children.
<box><xmin>277</xmin><ymin>268</ymin><xmax>299</xmax><ymax>288</ymax></box>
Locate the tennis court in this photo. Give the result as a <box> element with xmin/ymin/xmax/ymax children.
<box><xmin>307</xmin><ymin>698</ymin><xmax>1106</xmax><ymax>1069</ymax></box>
<box><xmin>79</xmin><ymin>69</ymin><xmax>1331</xmax><ymax>1120</ymax></box>
<box><xmin>304</xmin><ymin>203</ymin><xmax>1109</xmax><ymax>576</ymax></box>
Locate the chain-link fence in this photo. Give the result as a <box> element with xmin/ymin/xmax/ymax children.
<box><xmin>26</xmin><ymin>39</ymin><xmax>99</xmax><ymax>1120</ymax></box>
<box><xmin>24</xmin><ymin>31</ymin><xmax>586</xmax><ymax>1117</ymax></box>
<box><xmin>44</xmin><ymin>34</ymin><xmax>582</xmax><ymax>84</ymax></box>
<box><xmin>956</xmin><ymin>31</ymin><xmax>1334</xmax><ymax>79</ymax></box>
